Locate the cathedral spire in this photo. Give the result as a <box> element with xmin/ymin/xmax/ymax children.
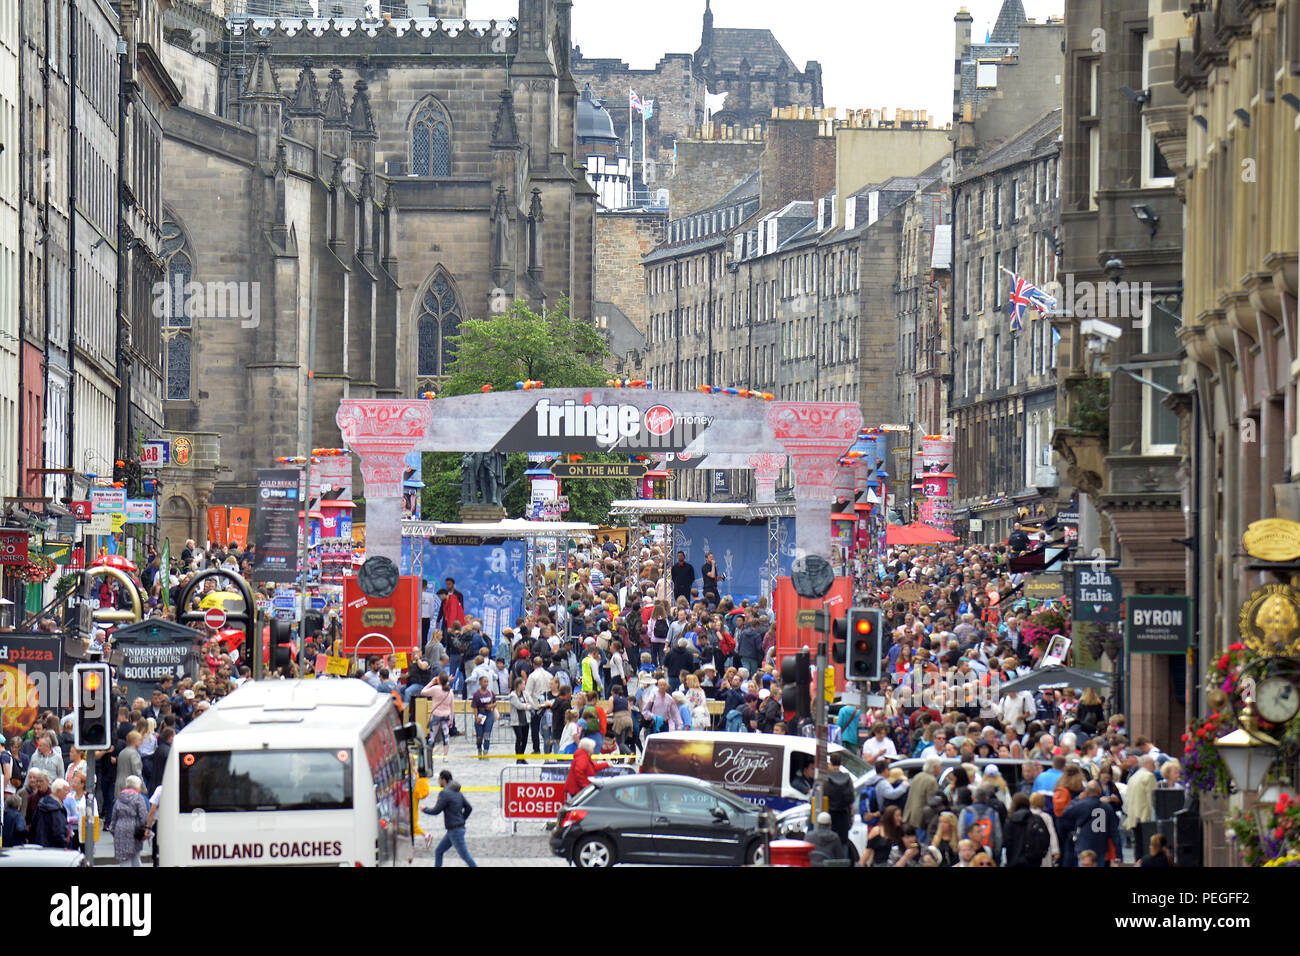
<box><xmin>290</xmin><ymin>57</ymin><xmax>321</xmax><ymax>115</ymax></box>
<box><xmin>349</xmin><ymin>78</ymin><xmax>378</xmax><ymax>140</ymax></box>
<box><xmin>243</xmin><ymin>40</ymin><xmax>281</xmax><ymax>98</ymax></box>
<box><xmin>322</xmin><ymin>68</ymin><xmax>349</xmax><ymax>129</ymax></box>
<box><xmin>491</xmin><ymin>89</ymin><xmax>521</xmax><ymax>146</ymax></box>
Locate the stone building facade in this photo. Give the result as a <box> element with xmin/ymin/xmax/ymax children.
<box><xmin>641</xmin><ymin>108</ymin><xmax>952</xmax><ymax>503</ymax></box>
<box><xmin>952</xmin><ymin>1</ymin><xmax>1066</xmax><ymax>153</ymax></box>
<box><xmin>594</xmin><ymin>208</ymin><xmax>665</xmax><ymax>365</ymax></box>
<box><xmin>949</xmin><ymin>109</ymin><xmax>1062</xmax><ymax>541</ymax></box>
<box><xmin>1053</xmin><ymin>0</ymin><xmax>1187</xmax><ymax>750</ymax></box>
<box><xmin>1172</xmin><ymin>0</ymin><xmax>1299</xmax><ymax>736</ymax></box>
<box><xmin>155</xmin><ymin>0</ymin><xmax>596</xmax><ymax>542</ymax></box>
<box><xmin>0</xmin><ymin>0</ymin><xmax>17</xmax><ymax>503</ymax></box>
<box><xmin>896</xmin><ymin>188</ymin><xmax>953</xmax><ymax>475</ymax></box>
<box><xmin>17</xmin><ymin>0</ymin><xmax>130</xmax><ymax>506</ymax></box>
<box><xmin>118</xmin><ymin>0</ymin><xmax>181</xmax><ymax>468</ymax></box>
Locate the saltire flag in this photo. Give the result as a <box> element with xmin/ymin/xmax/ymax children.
<box><xmin>629</xmin><ymin>89</ymin><xmax>644</xmax><ymax>113</ymax></box>
<box><xmin>1007</xmin><ymin>272</ymin><xmax>1056</xmax><ymax>332</ymax></box>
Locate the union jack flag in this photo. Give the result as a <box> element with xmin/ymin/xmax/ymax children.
<box><xmin>629</xmin><ymin>89</ymin><xmax>645</xmax><ymax>113</ymax></box>
<box><xmin>1008</xmin><ymin>273</ymin><xmax>1056</xmax><ymax>332</ymax></box>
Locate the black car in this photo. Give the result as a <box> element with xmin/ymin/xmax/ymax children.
<box><xmin>550</xmin><ymin>774</ymin><xmax>774</xmax><ymax>868</ymax></box>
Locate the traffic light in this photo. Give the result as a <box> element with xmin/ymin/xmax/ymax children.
<box><xmin>845</xmin><ymin>607</ymin><xmax>883</xmax><ymax>682</ymax></box>
<box><xmin>780</xmin><ymin>649</ymin><xmax>812</xmax><ymax>720</ymax></box>
<box><xmin>831</xmin><ymin>614</ymin><xmax>849</xmax><ymax>665</ymax></box>
<box><xmin>72</xmin><ymin>662</ymin><xmax>112</xmax><ymax>749</ymax></box>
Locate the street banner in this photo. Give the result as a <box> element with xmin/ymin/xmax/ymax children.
<box><xmin>254</xmin><ymin>469</ymin><xmax>301</xmax><ymax>582</ymax></box>
<box><xmin>207</xmin><ymin>506</ymin><xmax>228</xmax><ymax>547</ymax></box>
<box><xmin>228</xmin><ymin>507</ymin><xmax>251</xmax><ymax>551</ymax></box>
<box><xmin>1126</xmin><ymin>595</ymin><xmax>1192</xmax><ymax>655</ymax></box>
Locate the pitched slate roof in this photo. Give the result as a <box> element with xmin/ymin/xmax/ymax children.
<box><xmin>708</xmin><ymin>28</ymin><xmax>798</xmax><ymax>74</ymax></box>
<box><xmin>954</xmin><ymin>108</ymin><xmax>1062</xmax><ymax>184</ymax></box>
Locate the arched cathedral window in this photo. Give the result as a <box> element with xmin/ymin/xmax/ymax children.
<box><xmin>416</xmin><ymin>268</ymin><xmax>463</xmax><ymax>379</ymax></box>
<box><xmin>410</xmin><ymin>99</ymin><xmax>451</xmax><ymax>177</ymax></box>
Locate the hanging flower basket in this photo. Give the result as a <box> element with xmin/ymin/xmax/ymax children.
<box><xmin>1022</xmin><ymin>605</ymin><xmax>1070</xmax><ymax>649</ymax></box>
<box><xmin>10</xmin><ymin>550</ymin><xmax>56</xmax><ymax>584</ymax></box>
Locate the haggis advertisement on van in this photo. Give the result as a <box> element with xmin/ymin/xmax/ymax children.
<box><xmin>641</xmin><ymin>738</ymin><xmax>784</xmax><ymax>798</ymax></box>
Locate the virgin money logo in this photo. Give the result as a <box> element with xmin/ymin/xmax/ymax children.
<box><xmin>644</xmin><ymin>406</ymin><xmax>674</xmax><ymax>436</ymax></box>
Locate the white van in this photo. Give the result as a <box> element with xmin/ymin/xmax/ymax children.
<box><xmin>157</xmin><ymin>679</ymin><xmax>414</xmax><ymax>867</ymax></box>
<box><xmin>640</xmin><ymin>731</ymin><xmax>872</xmax><ymax>811</ymax></box>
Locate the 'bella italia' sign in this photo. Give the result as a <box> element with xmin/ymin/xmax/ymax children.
<box><xmin>1126</xmin><ymin>595</ymin><xmax>1191</xmax><ymax>655</ymax></box>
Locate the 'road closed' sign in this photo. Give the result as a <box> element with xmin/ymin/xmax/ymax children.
<box><xmin>503</xmin><ymin>782</ymin><xmax>567</xmax><ymax>819</ymax></box>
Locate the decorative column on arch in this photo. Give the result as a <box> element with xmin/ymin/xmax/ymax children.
<box><xmin>336</xmin><ymin>400</ymin><xmax>435</xmax><ymax>563</ymax></box>
<box><xmin>746</xmin><ymin>453</ymin><xmax>786</xmax><ymax>504</ymax></box>
<box><xmin>766</xmin><ymin>402</ymin><xmax>862</xmax><ymax>558</ymax></box>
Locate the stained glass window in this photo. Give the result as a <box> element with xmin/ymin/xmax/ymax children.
<box><xmin>416</xmin><ymin>269</ymin><xmax>463</xmax><ymax>378</ymax></box>
<box><xmin>410</xmin><ymin>99</ymin><xmax>451</xmax><ymax>177</ymax></box>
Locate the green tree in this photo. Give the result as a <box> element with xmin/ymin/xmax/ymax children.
<box><xmin>439</xmin><ymin>296</ymin><xmax>611</xmax><ymax>397</ymax></box>
<box><xmin>421</xmin><ymin>298</ymin><xmax>634</xmax><ymax>524</ymax></box>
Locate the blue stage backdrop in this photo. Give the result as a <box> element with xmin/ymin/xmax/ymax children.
<box><xmin>401</xmin><ymin>538</ymin><xmax>527</xmax><ymax>642</ymax></box>
<box><xmin>670</xmin><ymin>516</ymin><xmax>793</xmax><ymax>605</ymax></box>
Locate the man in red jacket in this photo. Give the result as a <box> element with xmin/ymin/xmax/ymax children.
<box><xmin>564</xmin><ymin>738</ymin><xmax>610</xmax><ymax>797</ymax></box>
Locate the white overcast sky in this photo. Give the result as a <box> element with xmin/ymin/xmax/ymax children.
<box><xmin>465</xmin><ymin>0</ymin><xmax>1065</xmax><ymax>121</ymax></box>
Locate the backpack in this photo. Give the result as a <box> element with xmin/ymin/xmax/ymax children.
<box><xmin>963</xmin><ymin>807</ymin><xmax>995</xmax><ymax>850</ymax></box>
<box><xmin>1024</xmin><ymin>813</ymin><xmax>1051</xmax><ymax>865</ymax></box>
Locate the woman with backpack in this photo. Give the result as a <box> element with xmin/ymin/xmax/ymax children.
<box><xmin>650</xmin><ymin>601</ymin><xmax>669</xmax><ymax>667</ymax></box>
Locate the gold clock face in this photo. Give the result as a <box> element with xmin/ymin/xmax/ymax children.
<box><xmin>1255</xmin><ymin>677</ymin><xmax>1300</xmax><ymax>725</ymax></box>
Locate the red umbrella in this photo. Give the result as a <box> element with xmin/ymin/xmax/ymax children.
<box><xmin>885</xmin><ymin>523</ymin><xmax>959</xmax><ymax>546</ymax></box>
<box><xmin>90</xmin><ymin>554</ymin><xmax>138</xmax><ymax>573</ymax></box>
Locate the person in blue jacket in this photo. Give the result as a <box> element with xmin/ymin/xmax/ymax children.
<box><xmin>421</xmin><ymin>770</ymin><xmax>477</xmax><ymax>868</ymax></box>
<box><xmin>1057</xmin><ymin>781</ymin><xmax>1120</xmax><ymax>867</ymax></box>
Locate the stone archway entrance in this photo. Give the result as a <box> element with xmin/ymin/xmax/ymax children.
<box><xmin>337</xmin><ymin>392</ymin><xmax>861</xmax><ymax>562</ymax></box>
